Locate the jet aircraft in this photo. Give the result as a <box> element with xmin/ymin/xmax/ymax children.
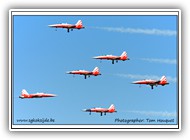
<box><xmin>132</xmin><ymin>75</ymin><xmax>169</xmax><ymax>89</ymax></box>
<box><xmin>93</xmin><ymin>51</ymin><xmax>129</xmax><ymax>64</ymax></box>
<box><xmin>82</xmin><ymin>104</ymin><xmax>117</xmax><ymax>116</ymax></box>
<box><xmin>19</xmin><ymin>89</ymin><xmax>56</xmax><ymax>99</ymax></box>
<box><xmin>66</xmin><ymin>67</ymin><xmax>101</xmax><ymax>79</ymax></box>
<box><xmin>48</xmin><ymin>20</ymin><xmax>85</xmax><ymax>32</ymax></box>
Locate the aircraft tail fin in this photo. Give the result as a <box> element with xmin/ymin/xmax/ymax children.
<box><xmin>120</xmin><ymin>51</ymin><xmax>128</xmax><ymax>60</ymax></box>
<box><xmin>75</xmin><ymin>20</ymin><xmax>83</xmax><ymax>28</ymax></box>
<box><xmin>92</xmin><ymin>67</ymin><xmax>100</xmax><ymax>75</ymax></box>
<box><xmin>93</xmin><ymin>67</ymin><xmax>99</xmax><ymax>71</ymax></box>
<box><xmin>21</xmin><ymin>89</ymin><xmax>29</xmax><ymax>96</ymax></box>
<box><xmin>160</xmin><ymin>76</ymin><xmax>168</xmax><ymax>84</ymax></box>
<box><xmin>108</xmin><ymin>104</ymin><xmax>116</xmax><ymax>112</ymax></box>
<box><xmin>92</xmin><ymin>67</ymin><xmax>99</xmax><ymax>72</ymax></box>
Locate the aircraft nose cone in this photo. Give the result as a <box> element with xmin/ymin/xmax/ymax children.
<box><xmin>82</xmin><ymin>109</ymin><xmax>91</xmax><ymax>112</ymax></box>
<box><xmin>131</xmin><ymin>81</ymin><xmax>138</xmax><ymax>84</ymax></box>
<box><xmin>82</xmin><ymin>109</ymin><xmax>87</xmax><ymax>112</ymax></box>
<box><xmin>66</xmin><ymin>71</ymin><xmax>71</xmax><ymax>74</ymax></box>
<box><xmin>48</xmin><ymin>24</ymin><xmax>54</xmax><ymax>27</ymax></box>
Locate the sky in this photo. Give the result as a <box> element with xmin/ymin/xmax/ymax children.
<box><xmin>12</xmin><ymin>14</ymin><xmax>178</xmax><ymax>125</ymax></box>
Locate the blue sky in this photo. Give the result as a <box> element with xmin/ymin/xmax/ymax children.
<box><xmin>13</xmin><ymin>15</ymin><xmax>178</xmax><ymax>125</ymax></box>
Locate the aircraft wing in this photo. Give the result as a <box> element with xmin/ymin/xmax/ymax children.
<box><xmin>82</xmin><ymin>72</ymin><xmax>93</xmax><ymax>75</ymax></box>
<box><xmin>146</xmin><ymin>80</ymin><xmax>160</xmax><ymax>85</ymax></box>
<box><xmin>97</xmin><ymin>109</ymin><xmax>109</xmax><ymax>112</ymax></box>
<box><xmin>67</xmin><ymin>25</ymin><xmax>76</xmax><ymax>28</ymax></box>
<box><xmin>114</xmin><ymin>56</ymin><xmax>122</xmax><ymax>60</ymax></box>
<box><xmin>31</xmin><ymin>94</ymin><xmax>43</xmax><ymax>98</ymax></box>
<box><xmin>155</xmin><ymin>80</ymin><xmax>161</xmax><ymax>84</ymax></box>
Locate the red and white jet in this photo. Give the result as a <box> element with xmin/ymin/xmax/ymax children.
<box><xmin>66</xmin><ymin>67</ymin><xmax>101</xmax><ymax>79</ymax></box>
<box><xmin>93</xmin><ymin>51</ymin><xmax>129</xmax><ymax>64</ymax></box>
<box><xmin>19</xmin><ymin>89</ymin><xmax>56</xmax><ymax>99</ymax></box>
<box><xmin>82</xmin><ymin>104</ymin><xmax>117</xmax><ymax>116</ymax></box>
<box><xmin>48</xmin><ymin>20</ymin><xmax>85</xmax><ymax>33</ymax></box>
<box><xmin>132</xmin><ymin>75</ymin><xmax>169</xmax><ymax>89</ymax></box>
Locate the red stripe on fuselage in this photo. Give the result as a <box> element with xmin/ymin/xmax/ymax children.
<box><xmin>95</xmin><ymin>56</ymin><xmax>120</xmax><ymax>60</ymax></box>
<box><xmin>69</xmin><ymin>71</ymin><xmax>92</xmax><ymax>75</ymax></box>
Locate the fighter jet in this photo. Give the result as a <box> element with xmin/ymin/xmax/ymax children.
<box><xmin>132</xmin><ymin>75</ymin><xmax>169</xmax><ymax>89</ymax></box>
<box><xmin>48</xmin><ymin>20</ymin><xmax>85</xmax><ymax>32</ymax></box>
<box><xmin>82</xmin><ymin>104</ymin><xmax>117</xmax><ymax>116</ymax></box>
<box><xmin>93</xmin><ymin>51</ymin><xmax>129</xmax><ymax>64</ymax></box>
<box><xmin>19</xmin><ymin>89</ymin><xmax>56</xmax><ymax>99</ymax></box>
<box><xmin>66</xmin><ymin>67</ymin><xmax>101</xmax><ymax>79</ymax></box>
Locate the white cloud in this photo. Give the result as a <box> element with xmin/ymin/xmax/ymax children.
<box><xmin>140</xmin><ymin>58</ymin><xmax>176</xmax><ymax>64</ymax></box>
<box><xmin>93</xmin><ymin>27</ymin><xmax>177</xmax><ymax>36</ymax></box>
<box><xmin>127</xmin><ymin>110</ymin><xmax>176</xmax><ymax>117</ymax></box>
<box><xmin>116</xmin><ymin>74</ymin><xmax>176</xmax><ymax>83</ymax></box>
